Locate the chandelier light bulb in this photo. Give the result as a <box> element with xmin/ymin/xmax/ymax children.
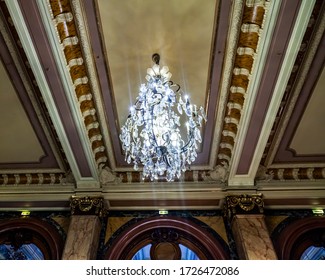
<box><xmin>119</xmin><ymin>54</ymin><xmax>207</xmax><ymax>182</ymax></box>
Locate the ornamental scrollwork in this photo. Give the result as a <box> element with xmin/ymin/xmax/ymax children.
<box><xmin>224</xmin><ymin>194</ymin><xmax>264</xmax><ymax>222</ymax></box>
<box><xmin>70</xmin><ymin>196</ymin><xmax>107</xmax><ymax>217</ymax></box>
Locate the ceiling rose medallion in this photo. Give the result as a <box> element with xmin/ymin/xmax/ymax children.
<box><xmin>120</xmin><ymin>54</ymin><xmax>206</xmax><ymax>182</ymax></box>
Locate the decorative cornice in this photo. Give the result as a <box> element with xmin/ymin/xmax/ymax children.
<box><xmin>224</xmin><ymin>194</ymin><xmax>264</xmax><ymax>222</ymax></box>
<box><xmin>70</xmin><ymin>196</ymin><xmax>107</xmax><ymax>217</ymax></box>
<box><xmin>0</xmin><ymin>173</ymin><xmax>65</xmax><ymax>185</ymax></box>
<box><xmin>210</xmin><ymin>0</ymin><xmax>244</xmax><ymax>168</ymax></box>
<box><xmin>48</xmin><ymin>0</ymin><xmax>108</xmax><ymax>170</ymax></box>
<box><xmin>266</xmin><ymin>167</ymin><xmax>325</xmax><ymax>181</ymax></box>
<box><xmin>216</xmin><ymin>0</ymin><xmax>269</xmax><ymax>169</ymax></box>
<box><xmin>262</xmin><ymin>0</ymin><xmax>325</xmax><ymax>167</ymax></box>
<box><xmin>70</xmin><ymin>0</ymin><xmax>116</xmax><ymax>170</ymax></box>
<box><xmin>116</xmin><ymin>170</ymin><xmax>212</xmax><ymax>184</ymax></box>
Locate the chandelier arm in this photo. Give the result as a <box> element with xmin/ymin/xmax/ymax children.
<box><xmin>150</xmin><ymin>92</ymin><xmax>163</xmax><ymax>107</ymax></box>
<box><xmin>180</xmin><ymin>130</ymin><xmax>195</xmax><ymax>153</ymax></box>
<box><xmin>134</xmin><ymin>100</ymin><xmax>144</xmax><ymax>112</ymax></box>
<box><xmin>148</xmin><ymin>107</ymin><xmax>161</xmax><ymax>148</ymax></box>
<box><xmin>165</xmin><ymin>154</ymin><xmax>172</xmax><ymax>168</ymax></box>
<box><xmin>165</xmin><ymin>81</ymin><xmax>180</xmax><ymax>93</ymax></box>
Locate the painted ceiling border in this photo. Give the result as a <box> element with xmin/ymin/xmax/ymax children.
<box><xmin>0</xmin><ymin>1</ymin><xmax>71</xmax><ymax>185</ymax></box>
<box><xmin>209</xmin><ymin>0</ymin><xmax>245</xmax><ymax>171</ymax></box>
<box><xmin>227</xmin><ymin>0</ymin><xmax>308</xmax><ymax>184</ymax></box>
<box><xmin>5</xmin><ymin>0</ymin><xmax>97</xmax><ymax>185</ymax></box>
<box><xmin>242</xmin><ymin>0</ymin><xmax>319</xmax><ymax>183</ymax></box>
<box><xmin>71</xmin><ymin>0</ymin><xmax>116</xmax><ymax>172</ymax></box>
<box><xmin>262</xmin><ymin>0</ymin><xmax>325</xmax><ymax>168</ymax></box>
<box><xmin>265</xmin><ymin>3</ymin><xmax>325</xmax><ymax>167</ymax></box>
<box><xmin>255</xmin><ymin>0</ymin><xmax>325</xmax><ymax>182</ymax></box>
<box><xmin>37</xmin><ymin>0</ymin><xmax>104</xmax><ymax>181</ymax></box>
<box><xmin>211</xmin><ymin>0</ymin><xmax>272</xmax><ymax>184</ymax></box>
<box><xmin>20</xmin><ymin>0</ymin><xmax>94</xmax><ymax>179</ymax></box>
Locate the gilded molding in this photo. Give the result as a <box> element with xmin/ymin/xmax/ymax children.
<box><xmin>48</xmin><ymin>0</ymin><xmax>108</xmax><ymax>170</ymax></box>
<box><xmin>224</xmin><ymin>194</ymin><xmax>264</xmax><ymax>222</ymax></box>
<box><xmin>217</xmin><ymin>0</ymin><xmax>269</xmax><ymax>168</ymax></box>
<box><xmin>70</xmin><ymin>196</ymin><xmax>107</xmax><ymax>217</ymax></box>
<box><xmin>0</xmin><ymin>173</ymin><xmax>65</xmax><ymax>186</ymax></box>
<box><xmin>267</xmin><ymin>167</ymin><xmax>325</xmax><ymax>181</ymax></box>
<box><xmin>116</xmin><ymin>170</ymin><xmax>210</xmax><ymax>183</ymax></box>
<box><xmin>211</xmin><ymin>0</ymin><xmax>245</xmax><ymax>169</ymax></box>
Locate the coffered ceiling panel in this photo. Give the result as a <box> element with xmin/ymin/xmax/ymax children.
<box><xmin>90</xmin><ymin>0</ymin><xmax>226</xmax><ymax>169</ymax></box>
<box><xmin>98</xmin><ymin>0</ymin><xmax>216</xmax><ymax>125</ymax></box>
<box><xmin>0</xmin><ymin>6</ymin><xmax>68</xmax><ymax>178</ymax></box>
<box><xmin>290</xmin><ymin>67</ymin><xmax>325</xmax><ymax>156</ymax></box>
<box><xmin>0</xmin><ymin>60</ymin><xmax>44</xmax><ymax>163</ymax></box>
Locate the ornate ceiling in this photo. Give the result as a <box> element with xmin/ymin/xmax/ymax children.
<box><xmin>0</xmin><ymin>0</ymin><xmax>324</xmax><ymax>211</ymax></box>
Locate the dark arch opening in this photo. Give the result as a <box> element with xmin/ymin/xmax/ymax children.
<box><xmin>272</xmin><ymin>216</ymin><xmax>325</xmax><ymax>259</ymax></box>
<box><xmin>0</xmin><ymin>217</ymin><xmax>64</xmax><ymax>259</ymax></box>
<box><xmin>104</xmin><ymin>216</ymin><xmax>230</xmax><ymax>260</ymax></box>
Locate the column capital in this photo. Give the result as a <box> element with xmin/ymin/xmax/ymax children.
<box><xmin>224</xmin><ymin>194</ymin><xmax>264</xmax><ymax>222</ymax></box>
<box><xmin>70</xmin><ymin>196</ymin><xmax>107</xmax><ymax>218</ymax></box>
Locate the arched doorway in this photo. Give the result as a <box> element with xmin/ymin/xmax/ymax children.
<box><xmin>0</xmin><ymin>217</ymin><xmax>64</xmax><ymax>260</ymax></box>
<box><xmin>105</xmin><ymin>217</ymin><xmax>229</xmax><ymax>260</ymax></box>
<box><xmin>272</xmin><ymin>216</ymin><xmax>325</xmax><ymax>259</ymax></box>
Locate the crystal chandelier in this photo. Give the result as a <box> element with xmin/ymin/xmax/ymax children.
<box><xmin>119</xmin><ymin>54</ymin><xmax>207</xmax><ymax>182</ymax></box>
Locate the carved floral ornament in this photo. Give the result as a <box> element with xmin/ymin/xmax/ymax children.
<box><xmin>70</xmin><ymin>196</ymin><xmax>107</xmax><ymax>217</ymax></box>
<box><xmin>224</xmin><ymin>194</ymin><xmax>264</xmax><ymax>222</ymax></box>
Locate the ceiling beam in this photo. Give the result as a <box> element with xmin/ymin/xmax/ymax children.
<box><xmin>5</xmin><ymin>0</ymin><xmax>99</xmax><ymax>186</ymax></box>
<box><xmin>228</xmin><ymin>0</ymin><xmax>316</xmax><ymax>186</ymax></box>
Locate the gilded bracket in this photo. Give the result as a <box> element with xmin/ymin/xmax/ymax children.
<box><xmin>70</xmin><ymin>196</ymin><xmax>107</xmax><ymax>218</ymax></box>
<box><xmin>224</xmin><ymin>194</ymin><xmax>264</xmax><ymax>222</ymax></box>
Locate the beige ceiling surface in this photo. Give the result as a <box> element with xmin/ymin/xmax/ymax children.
<box><xmin>290</xmin><ymin>66</ymin><xmax>325</xmax><ymax>155</ymax></box>
<box><xmin>0</xmin><ymin>60</ymin><xmax>44</xmax><ymax>163</ymax></box>
<box><xmin>98</xmin><ymin>0</ymin><xmax>217</xmax><ymax>127</ymax></box>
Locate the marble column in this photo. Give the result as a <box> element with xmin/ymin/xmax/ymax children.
<box><xmin>62</xmin><ymin>196</ymin><xmax>107</xmax><ymax>260</ymax></box>
<box><xmin>224</xmin><ymin>194</ymin><xmax>277</xmax><ymax>260</ymax></box>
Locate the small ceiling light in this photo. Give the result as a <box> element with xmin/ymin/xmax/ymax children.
<box><xmin>20</xmin><ymin>210</ymin><xmax>30</xmax><ymax>216</ymax></box>
<box><xmin>120</xmin><ymin>54</ymin><xmax>206</xmax><ymax>181</ymax></box>
<box><xmin>312</xmin><ymin>209</ymin><xmax>324</xmax><ymax>216</ymax></box>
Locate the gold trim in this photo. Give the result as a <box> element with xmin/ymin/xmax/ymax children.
<box><xmin>217</xmin><ymin>1</ymin><xmax>269</xmax><ymax>168</ymax></box>
<box><xmin>48</xmin><ymin>0</ymin><xmax>108</xmax><ymax>170</ymax></box>
<box><xmin>224</xmin><ymin>194</ymin><xmax>264</xmax><ymax>222</ymax></box>
<box><xmin>0</xmin><ymin>173</ymin><xmax>65</xmax><ymax>185</ymax></box>
<box><xmin>267</xmin><ymin>167</ymin><xmax>325</xmax><ymax>181</ymax></box>
<box><xmin>70</xmin><ymin>196</ymin><xmax>107</xmax><ymax>217</ymax></box>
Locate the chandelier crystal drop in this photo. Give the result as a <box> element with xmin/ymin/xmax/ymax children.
<box><xmin>119</xmin><ymin>54</ymin><xmax>207</xmax><ymax>182</ymax></box>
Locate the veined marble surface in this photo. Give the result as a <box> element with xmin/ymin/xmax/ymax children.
<box><xmin>196</xmin><ymin>216</ymin><xmax>228</xmax><ymax>243</ymax></box>
<box><xmin>232</xmin><ymin>215</ymin><xmax>277</xmax><ymax>260</ymax></box>
<box><xmin>62</xmin><ymin>215</ymin><xmax>101</xmax><ymax>260</ymax></box>
<box><xmin>105</xmin><ymin>217</ymin><xmax>134</xmax><ymax>243</ymax></box>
